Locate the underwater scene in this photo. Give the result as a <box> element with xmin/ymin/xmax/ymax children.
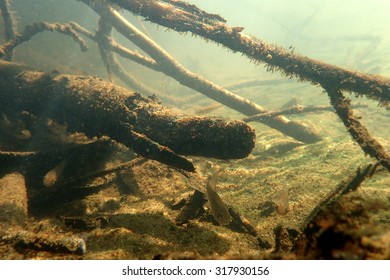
<box><xmin>0</xmin><ymin>0</ymin><xmax>389</xmax><ymax>259</ymax></box>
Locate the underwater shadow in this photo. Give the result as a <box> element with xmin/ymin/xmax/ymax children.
<box><xmin>72</xmin><ymin>212</ymin><xmax>231</xmax><ymax>258</ymax></box>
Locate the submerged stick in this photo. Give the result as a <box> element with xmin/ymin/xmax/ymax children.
<box><xmin>70</xmin><ymin>21</ymin><xmax>158</xmax><ymax>71</ymax></box>
<box><xmin>0</xmin><ymin>0</ymin><xmax>16</xmax><ymax>60</ymax></box>
<box><xmin>95</xmin><ymin>16</ymin><xmax>162</xmax><ymax>98</ymax></box>
<box><xmin>0</xmin><ymin>0</ymin><xmax>16</xmax><ymax>40</ymax></box>
<box><xmin>242</xmin><ymin>105</ymin><xmax>335</xmax><ymax>122</ymax></box>
<box><xmin>0</xmin><ymin>22</ymin><xmax>88</xmax><ymax>60</ymax></box>
<box><xmin>323</xmin><ymin>85</ymin><xmax>390</xmax><ymax>171</ymax></box>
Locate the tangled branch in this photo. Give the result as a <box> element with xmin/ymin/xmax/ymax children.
<box><xmin>0</xmin><ymin>22</ymin><xmax>88</xmax><ymax>60</ymax></box>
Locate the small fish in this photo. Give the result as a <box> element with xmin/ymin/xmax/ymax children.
<box><xmin>280</xmin><ymin>97</ymin><xmax>301</xmax><ymax>109</ymax></box>
<box><xmin>205</xmin><ymin>174</ymin><xmax>232</xmax><ymax>226</ymax></box>
<box><xmin>43</xmin><ymin>159</ymin><xmax>68</xmax><ymax>187</ymax></box>
<box><xmin>194</xmin><ymin>103</ymin><xmax>223</xmax><ymax>115</ymax></box>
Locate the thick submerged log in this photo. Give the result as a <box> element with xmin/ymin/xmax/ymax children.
<box><xmin>0</xmin><ymin>61</ymin><xmax>256</xmax><ymax>171</ymax></box>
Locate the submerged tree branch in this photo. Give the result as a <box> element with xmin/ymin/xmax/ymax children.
<box><xmin>0</xmin><ymin>22</ymin><xmax>88</xmax><ymax>60</ymax></box>
<box><xmin>242</xmin><ymin>105</ymin><xmax>333</xmax><ymax>122</ymax></box>
<box><xmin>0</xmin><ymin>0</ymin><xmax>17</xmax><ymax>60</ymax></box>
<box><xmin>94</xmin><ymin>16</ymin><xmax>163</xmax><ymax>98</ymax></box>
<box><xmin>70</xmin><ymin>22</ymin><xmax>159</xmax><ymax>71</ymax></box>
<box><xmin>0</xmin><ymin>0</ymin><xmax>16</xmax><ymax>40</ymax></box>
<box><xmin>323</xmin><ymin>85</ymin><xmax>390</xmax><ymax>171</ymax></box>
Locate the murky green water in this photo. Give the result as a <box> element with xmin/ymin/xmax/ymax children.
<box><xmin>1</xmin><ymin>0</ymin><xmax>389</xmax><ymax>259</ymax></box>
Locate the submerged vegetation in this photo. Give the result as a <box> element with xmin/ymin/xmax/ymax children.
<box><xmin>0</xmin><ymin>0</ymin><xmax>389</xmax><ymax>259</ymax></box>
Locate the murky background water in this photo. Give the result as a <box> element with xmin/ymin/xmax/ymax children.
<box><xmin>1</xmin><ymin>0</ymin><xmax>389</xmax><ymax>259</ymax></box>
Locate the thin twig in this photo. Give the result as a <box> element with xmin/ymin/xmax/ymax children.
<box><xmin>242</xmin><ymin>105</ymin><xmax>334</xmax><ymax>122</ymax></box>
<box><xmin>70</xmin><ymin>22</ymin><xmax>158</xmax><ymax>71</ymax></box>
<box><xmin>226</xmin><ymin>78</ymin><xmax>292</xmax><ymax>91</ymax></box>
<box><xmin>242</xmin><ymin>103</ymin><xmax>370</xmax><ymax>122</ymax></box>
<box><xmin>0</xmin><ymin>22</ymin><xmax>88</xmax><ymax>59</ymax></box>
<box><xmin>0</xmin><ymin>150</ymin><xmax>37</xmax><ymax>158</ymax></box>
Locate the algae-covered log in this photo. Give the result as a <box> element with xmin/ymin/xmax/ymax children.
<box><xmin>0</xmin><ymin>61</ymin><xmax>255</xmax><ymax>171</ymax></box>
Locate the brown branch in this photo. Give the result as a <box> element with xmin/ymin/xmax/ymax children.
<box><xmin>0</xmin><ymin>229</ymin><xmax>86</xmax><ymax>255</ymax></box>
<box><xmin>0</xmin><ymin>22</ymin><xmax>88</xmax><ymax>60</ymax></box>
<box><xmin>242</xmin><ymin>104</ymin><xmax>370</xmax><ymax>122</ymax></box>
<box><xmin>95</xmin><ymin>16</ymin><xmax>163</xmax><ymax>98</ymax></box>
<box><xmin>242</xmin><ymin>105</ymin><xmax>335</xmax><ymax>122</ymax></box>
<box><xmin>226</xmin><ymin>78</ymin><xmax>292</xmax><ymax>91</ymax></box>
<box><xmin>70</xmin><ymin>21</ymin><xmax>181</xmax><ymax>104</ymax></box>
<box><xmin>70</xmin><ymin>22</ymin><xmax>158</xmax><ymax>71</ymax></box>
<box><xmin>96</xmin><ymin>17</ymin><xmax>114</xmax><ymax>82</ymax></box>
<box><xmin>0</xmin><ymin>0</ymin><xmax>17</xmax><ymax>60</ymax></box>
<box><xmin>323</xmin><ymin>85</ymin><xmax>390</xmax><ymax>171</ymax></box>
<box><xmin>109</xmin><ymin>0</ymin><xmax>390</xmax><ymax>108</ymax></box>
<box><xmin>0</xmin><ymin>0</ymin><xmax>16</xmax><ymax>40</ymax></box>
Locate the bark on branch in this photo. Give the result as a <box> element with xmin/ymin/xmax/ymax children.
<box><xmin>322</xmin><ymin>85</ymin><xmax>390</xmax><ymax>171</ymax></box>
<box><xmin>0</xmin><ymin>0</ymin><xmax>16</xmax><ymax>41</ymax></box>
<box><xmin>0</xmin><ymin>22</ymin><xmax>88</xmax><ymax>61</ymax></box>
<box><xmin>0</xmin><ymin>0</ymin><xmax>17</xmax><ymax>60</ymax></box>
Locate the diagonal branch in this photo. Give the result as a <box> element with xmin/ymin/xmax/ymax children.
<box><xmin>94</xmin><ymin>16</ymin><xmax>163</xmax><ymax>97</ymax></box>
<box><xmin>0</xmin><ymin>22</ymin><xmax>88</xmax><ymax>60</ymax></box>
<box><xmin>0</xmin><ymin>0</ymin><xmax>16</xmax><ymax>42</ymax></box>
<box><xmin>70</xmin><ymin>22</ymin><xmax>158</xmax><ymax>70</ymax></box>
<box><xmin>0</xmin><ymin>0</ymin><xmax>17</xmax><ymax>60</ymax></box>
<box><xmin>323</xmin><ymin>85</ymin><xmax>390</xmax><ymax>171</ymax></box>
